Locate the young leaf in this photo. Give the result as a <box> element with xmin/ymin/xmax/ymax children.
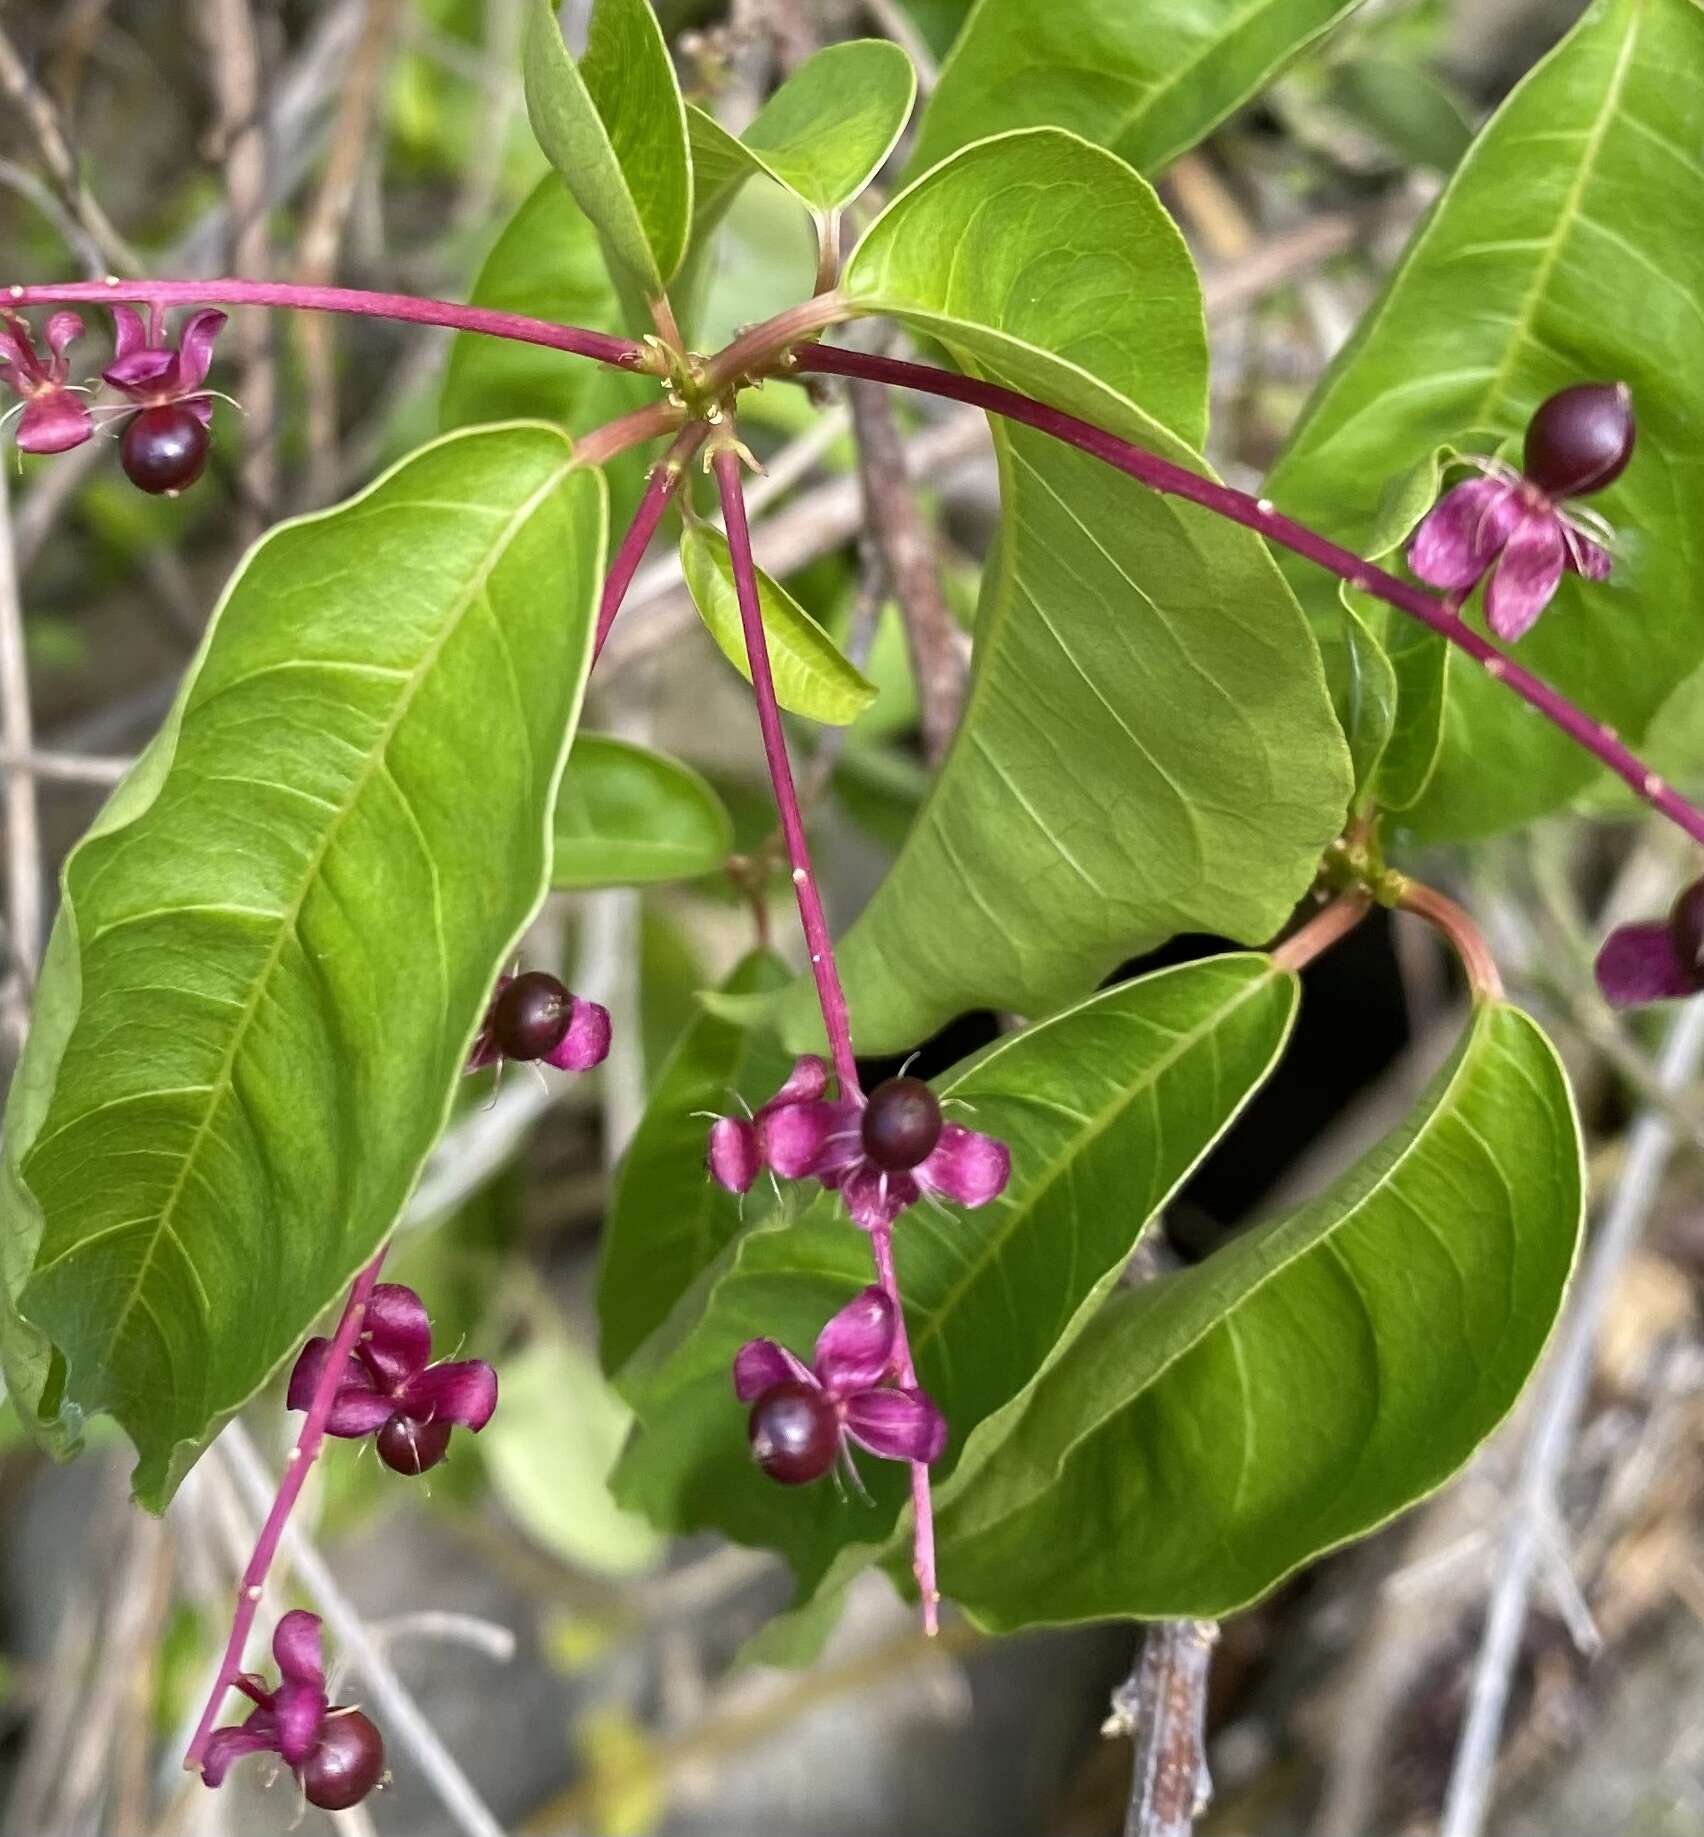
<box><xmin>679</xmin><ymin>524</ymin><xmax>877</xmax><ymax>726</ymax></box>
<box><xmin>1318</xmin><ymin>55</ymin><xmax>1475</xmax><ymax>174</ymax></box>
<box><xmin>783</xmin><ymin>129</ymin><xmax>1349</xmax><ymax>1050</ymax></box>
<box><xmin>614</xmin><ymin>957</ymin><xmax>1299</xmax><ymax>1594</ymax></box>
<box><xmin>696</xmin><ymin>40</ymin><xmax>916</xmax><ymax>219</ymax></box>
<box><xmin>1266</xmin><ymin>0</ymin><xmax>1704</xmax><ymax>842</ymax></box>
<box><xmin>0</xmin><ymin>425</ymin><xmax>606</xmax><ymax>1506</ymax></box>
<box><xmin>439</xmin><ymin>174</ymin><xmax>650</xmax><ymax>440</ymax></box>
<box><xmin>911</xmin><ymin>0</ymin><xmax>1367</xmax><ymax>178</ymax></box>
<box><xmin>523</xmin><ymin>0</ymin><xmax>692</xmax><ymax>297</ymax></box>
<box><xmin>934</xmin><ymin>1000</ymin><xmax>1583</xmax><ymax>1627</ymax></box>
<box><xmin>553</xmin><ymin>734</ymin><xmax>733</xmax><ymax>889</ymax></box>
<box><xmin>482</xmin><ymin>1332</ymin><xmax>665</xmax><ymax>1577</ymax></box>
<box><xmin>598</xmin><ymin>951</ymin><xmax>794</xmax><ymax>1379</ymax></box>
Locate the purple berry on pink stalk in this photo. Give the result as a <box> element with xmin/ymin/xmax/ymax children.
<box><xmin>708</xmin><ymin>1056</ymin><xmax>1009</xmax><ymax>1233</ymax></box>
<box><xmin>201</xmin><ymin>1611</ymin><xmax>386</xmax><ymax>1809</ymax></box>
<box><xmin>102</xmin><ymin>306</ymin><xmax>226</xmax><ymax>495</ymax></box>
<box><xmin>120</xmin><ymin>403</ymin><xmax>209</xmax><ymax>495</ymax></box>
<box><xmin>1595</xmin><ymin>874</ymin><xmax>1704</xmax><ymax>1009</ymax></box>
<box><xmin>736</xmin><ymin>1286</ymin><xmax>947</xmax><ymax>1487</ymax></box>
<box><xmin>1407</xmin><ymin>380</ymin><xmax>1632</xmax><ymax>642</ymax></box>
<box><xmin>0</xmin><ymin>311</ymin><xmax>92</xmax><ymax>453</ymax></box>
<box><xmin>467</xmin><ymin>968</ymin><xmax>610</xmax><ymax>1073</ymax></box>
<box><xmin>287</xmin><ymin>1282</ymin><xmax>496</xmax><ymax>1475</ymax></box>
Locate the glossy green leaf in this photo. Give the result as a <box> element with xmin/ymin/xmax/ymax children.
<box><xmin>781</xmin><ymin>129</ymin><xmax>1348</xmax><ymax>1050</ymax></box>
<box><xmin>483</xmin><ymin>1333</ymin><xmax>665</xmax><ymax>1576</ymax></box>
<box><xmin>1266</xmin><ymin>0</ymin><xmax>1704</xmax><ymax>842</ymax></box>
<box><xmin>934</xmin><ymin>1000</ymin><xmax>1583</xmax><ymax>1627</ymax></box>
<box><xmin>0</xmin><ymin>425</ymin><xmax>605</xmax><ymax>1506</ymax></box>
<box><xmin>1339</xmin><ymin>594</ymin><xmax>1397</xmax><ymax>810</ymax></box>
<box><xmin>615</xmin><ymin>957</ymin><xmax>1300</xmax><ymax>1596</ymax></box>
<box><xmin>523</xmin><ymin>0</ymin><xmax>692</xmax><ymax>295</ymax></box>
<box><xmin>704</xmin><ymin>40</ymin><xmax>916</xmax><ymax>217</ymax></box>
<box><xmin>679</xmin><ymin>524</ymin><xmax>877</xmax><ymax>726</ymax></box>
<box><xmin>552</xmin><ymin>735</ymin><xmax>733</xmax><ymax>889</ymax></box>
<box><xmin>911</xmin><ymin>0</ymin><xmax>1367</xmax><ymax>178</ymax></box>
<box><xmin>599</xmin><ymin>951</ymin><xmax>794</xmax><ymax>1379</ymax></box>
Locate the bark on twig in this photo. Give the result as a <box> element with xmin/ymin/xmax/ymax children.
<box><xmin>1109</xmin><ymin>1620</ymin><xmax>1219</xmax><ymax>1837</ymax></box>
<box><xmin>0</xmin><ymin>463</ymin><xmax>42</xmax><ymax>1050</ymax></box>
<box><xmin>200</xmin><ymin>0</ymin><xmax>278</xmax><ymax>531</ymax></box>
<box><xmin>847</xmin><ymin>379</ymin><xmax>968</xmax><ymax>765</ymax></box>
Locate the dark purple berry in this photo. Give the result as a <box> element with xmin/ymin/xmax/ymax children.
<box><xmin>860</xmin><ymin>1076</ymin><xmax>943</xmax><ymax>1171</ymax></box>
<box><xmin>376</xmin><ymin>1414</ymin><xmax>452</xmax><ymax>1474</ymax></box>
<box><xmin>1669</xmin><ymin>877</ymin><xmax>1704</xmax><ymax>985</ymax></box>
<box><xmin>748</xmin><ymin>1380</ymin><xmax>838</xmax><ymax>1484</ymax></box>
<box><xmin>1522</xmin><ymin>382</ymin><xmax>1634</xmax><ymax>499</ymax></box>
<box><xmin>120</xmin><ymin>404</ymin><xmax>210</xmax><ymax>495</ymax></box>
<box><xmin>300</xmin><ymin>1708</ymin><xmax>386</xmax><ymax>1811</ymax></box>
<box><xmin>490</xmin><ymin>971</ymin><xmax>571</xmax><ymax>1061</ymax></box>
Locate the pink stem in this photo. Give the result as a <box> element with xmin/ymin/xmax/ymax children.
<box><xmin>183</xmin><ymin>1249</ymin><xmax>387</xmax><ymax>1773</ymax></box>
<box><xmin>795</xmin><ymin>345</ymin><xmax>1704</xmax><ymax>854</ymax></box>
<box><xmin>711</xmin><ymin>440</ymin><xmax>938</xmax><ymax>1633</ymax></box>
<box><xmin>710</xmin><ymin>443</ymin><xmax>861</xmax><ymax>1099</ymax></box>
<box><xmin>593</xmin><ymin>422</ymin><xmax>708</xmax><ymax>660</ymax></box>
<box><xmin>870</xmin><ymin>1220</ymin><xmax>939</xmax><ymax>1637</ymax></box>
<box><xmin>6</xmin><ymin>278</ymin><xmax>645</xmax><ymax>371</ymax></box>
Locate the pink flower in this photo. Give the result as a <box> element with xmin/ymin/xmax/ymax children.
<box><xmin>466</xmin><ymin>968</ymin><xmax>610</xmax><ymax>1074</ymax></box>
<box><xmin>0</xmin><ymin>311</ymin><xmax>92</xmax><ymax>453</ymax></box>
<box><xmin>202</xmin><ymin>1612</ymin><xmax>386</xmax><ymax>1811</ymax></box>
<box><xmin>287</xmin><ymin>1283</ymin><xmax>497</xmax><ymax>1474</ymax></box>
<box><xmin>1595</xmin><ymin>876</ymin><xmax>1704</xmax><ymax>1010</ymax></box>
<box><xmin>736</xmin><ymin>1285</ymin><xmax>947</xmax><ymax>1483</ymax></box>
<box><xmin>1407</xmin><ymin>381</ymin><xmax>1633</xmax><ymax>642</ymax></box>
<box><xmin>102</xmin><ymin>305</ymin><xmax>227</xmax><ymax>422</ymax></box>
<box><xmin>707</xmin><ymin>1059</ymin><xmax>1010</xmax><ymax>1232</ymax></box>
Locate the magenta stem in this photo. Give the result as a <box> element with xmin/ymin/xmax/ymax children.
<box><xmin>710</xmin><ymin>443</ymin><xmax>861</xmax><ymax>1099</ymax></box>
<box><xmin>795</xmin><ymin>345</ymin><xmax>1704</xmax><ymax>854</ymax></box>
<box><xmin>593</xmin><ymin>422</ymin><xmax>708</xmax><ymax>660</ymax></box>
<box><xmin>870</xmin><ymin>1220</ymin><xmax>940</xmax><ymax>1636</ymax></box>
<box><xmin>6</xmin><ymin>278</ymin><xmax>645</xmax><ymax>372</ymax></box>
<box><xmin>183</xmin><ymin>1249</ymin><xmax>387</xmax><ymax>1773</ymax></box>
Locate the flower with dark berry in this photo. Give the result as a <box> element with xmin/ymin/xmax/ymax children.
<box><xmin>103</xmin><ymin>306</ymin><xmax>227</xmax><ymax>494</ymax></box>
<box><xmin>736</xmin><ymin>1285</ymin><xmax>946</xmax><ymax>1485</ymax></box>
<box><xmin>1594</xmin><ymin>875</ymin><xmax>1704</xmax><ymax>1009</ymax></box>
<box><xmin>201</xmin><ymin>1610</ymin><xmax>386</xmax><ymax>1810</ymax></box>
<box><xmin>287</xmin><ymin>1283</ymin><xmax>497</xmax><ymax>1474</ymax></box>
<box><xmin>466</xmin><ymin>968</ymin><xmax>611</xmax><ymax>1074</ymax></box>
<box><xmin>708</xmin><ymin>1059</ymin><xmax>1010</xmax><ymax>1232</ymax></box>
<box><xmin>0</xmin><ymin>311</ymin><xmax>92</xmax><ymax>454</ymax></box>
<box><xmin>1407</xmin><ymin>381</ymin><xmax>1633</xmax><ymax>641</ymax></box>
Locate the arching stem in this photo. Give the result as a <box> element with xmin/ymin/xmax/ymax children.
<box><xmin>4</xmin><ymin>278</ymin><xmax>647</xmax><ymax>371</ymax></box>
<box><xmin>793</xmin><ymin>343</ymin><xmax>1704</xmax><ymax>856</ymax></box>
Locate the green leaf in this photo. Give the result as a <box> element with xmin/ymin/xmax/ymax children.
<box><xmin>911</xmin><ymin>0</ymin><xmax>1368</xmax><ymax>178</ymax></box>
<box><xmin>1319</xmin><ymin>55</ymin><xmax>1474</xmax><ymax>172</ymax></box>
<box><xmin>552</xmin><ymin>735</ymin><xmax>733</xmax><ymax>889</ymax></box>
<box><xmin>679</xmin><ymin>524</ymin><xmax>877</xmax><ymax>726</ymax></box>
<box><xmin>784</xmin><ymin>129</ymin><xmax>1348</xmax><ymax>1050</ymax></box>
<box><xmin>523</xmin><ymin>0</ymin><xmax>692</xmax><ymax>296</ymax></box>
<box><xmin>1</xmin><ymin>425</ymin><xmax>606</xmax><ymax>1506</ymax></box>
<box><xmin>598</xmin><ymin>951</ymin><xmax>794</xmax><ymax>1379</ymax></box>
<box><xmin>1265</xmin><ymin>0</ymin><xmax>1704</xmax><ymax>842</ymax></box>
<box><xmin>934</xmin><ymin>1000</ymin><xmax>1583</xmax><ymax>1628</ymax></box>
<box><xmin>1339</xmin><ymin>594</ymin><xmax>1397</xmax><ymax>810</ymax></box>
<box><xmin>704</xmin><ymin>40</ymin><xmax>917</xmax><ymax>218</ymax></box>
<box><xmin>615</xmin><ymin>957</ymin><xmax>1299</xmax><ymax>1597</ymax></box>
<box><xmin>483</xmin><ymin>1333</ymin><xmax>665</xmax><ymax>1576</ymax></box>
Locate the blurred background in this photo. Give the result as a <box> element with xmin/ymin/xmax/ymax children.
<box><xmin>3</xmin><ymin>1</ymin><xmax>1702</xmax><ymax>1833</ymax></box>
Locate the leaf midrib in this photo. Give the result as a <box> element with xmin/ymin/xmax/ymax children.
<box><xmin>63</xmin><ymin>455</ymin><xmax>575</xmax><ymax>1382</ymax></box>
<box><xmin>911</xmin><ymin>959</ymin><xmax>1282</xmax><ymax>1359</ymax></box>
